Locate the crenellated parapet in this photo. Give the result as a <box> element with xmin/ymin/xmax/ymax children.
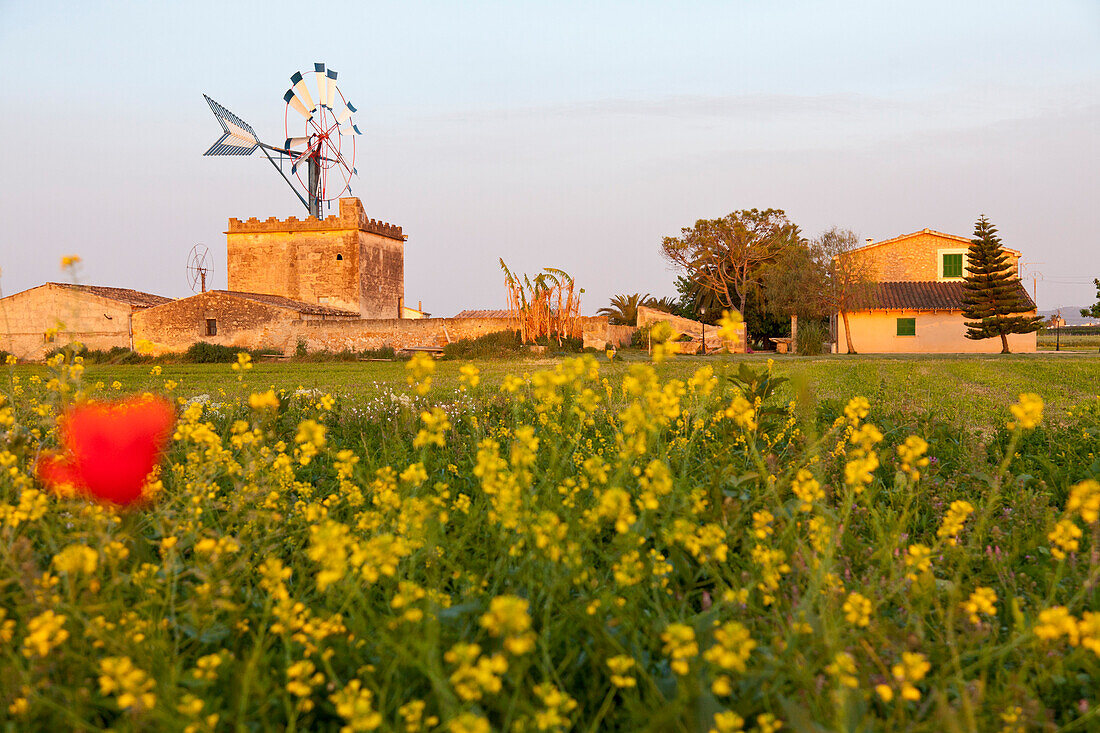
<box><xmin>227</xmin><ymin>197</ymin><xmax>405</xmax><ymax>241</ymax></box>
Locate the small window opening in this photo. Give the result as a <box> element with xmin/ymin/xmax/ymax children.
<box><xmin>896</xmin><ymin>318</ymin><xmax>916</xmax><ymax>336</ymax></box>
<box><xmin>336</xmin><ymin>253</ymin><xmax>343</xmax><ymax>261</ymax></box>
<box><xmin>205</xmin><ymin>318</ymin><xmax>217</xmax><ymax>336</ymax></box>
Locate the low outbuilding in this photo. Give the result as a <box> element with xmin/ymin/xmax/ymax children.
<box><xmin>0</xmin><ymin>282</ymin><xmax>172</xmax><ymax>360</ymax></box>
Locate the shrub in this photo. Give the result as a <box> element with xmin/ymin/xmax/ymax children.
<box><xmin>183</xmin><ymin>342</ymin><xmax>241</xmax><ymax>363</ymax></box>
<box><xmin>630</xmin><ymin>323</ymin><xmax>653</xmax><ymax>349</ymax></box>
<box><xmin>795</xmin><ymin>318</ymin><xmax>829</xmax><ymax>356</ymax></box>
<box><xmin>443</xmin><ymin>330</ymin><xmax>522</xmax><ymax>360</ymax></box>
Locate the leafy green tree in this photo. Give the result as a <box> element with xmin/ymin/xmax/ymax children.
<box><xmin>597</xmin><ymin>293</ymin><xmax>650</xmax><ymax>326</ymax></box>
<box><xmin>660</xmin><ymin>209</ymin><xmax>802</xmax><ymax>320</ymax></box>
<box><xmin>672</xmin><ymin>274</ymin><xmax>723</xmax><ymax>323</ymax></box>
<box><xmin>1081</xmin><ymin>279</ymin><xmax>1100</xmax><ymax>319</ymax></box>
<box><xmin>760</xmin><ymin>228</ymin><xmax>872</xmax><ymax>353</ymax></box>
<box><xmin>961</xmin><ymin>216</ymin><xmax>1043</xmax><ymax>353</ymax></box>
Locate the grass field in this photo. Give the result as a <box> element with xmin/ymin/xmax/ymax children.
<box><xmin>13</xmin><ymin>351</ymin><xmax>1098</xmax><ymax>431</ymax></box>
<box><xmin>3</xmin><ymin>349</ymin><xmax>1100</xmax><ymax>730</ymax></box>
<box><xmin>1038</xmin><ymin>332</ymin><xmax>1100</xmax><ymax>352</ymax></box>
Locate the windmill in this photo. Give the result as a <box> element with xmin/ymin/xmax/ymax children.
<box><xmin>186</xmin><ymin>244</ymin><xmax>212</xmax><ymax>293</ymax></box>
<box><xmin>203</xmin><ymin>63</ymin><xmax>361</xmax><ymax>218</ymax></box>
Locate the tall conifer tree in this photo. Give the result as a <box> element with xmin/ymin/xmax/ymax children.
<box><xmin>961</xmin><ymin>216</ymin><xmax>1042</xmax><ymax>353</ymax></box>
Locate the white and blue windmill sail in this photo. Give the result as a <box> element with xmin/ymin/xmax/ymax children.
<box><xmin>203</xmin><ymin>95</ymin><xmax>260</xmax><ymax>156</ymax></box>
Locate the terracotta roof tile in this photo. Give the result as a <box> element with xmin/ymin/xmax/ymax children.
<box><xmin>453</xmin><ymin>309</ymin><xmax>513</xmax><ymax>319</ymax></box>
<box><xmin>47</xmin><ymin>282</ymin><xmax>173</xmax><ymax>308</ymax></box>
<box><xmin>213</xmin><ymin>290</ymin><xmax>360</xmax><ymax>317</ymax></box>
<box><xmin>864</xmin><ymin>281</ymin><xmax>1036</xmax><ymax>311</ymax></box>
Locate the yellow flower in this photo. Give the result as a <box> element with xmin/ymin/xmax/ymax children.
<box><xmin>286</xmin><ymin>660</ymin><xmax>325</xmax><ymax>711</ymax></box>
<box><xmin>1067</xmin><ymin>479</ymin><xmax>1100</xmax><ymax>524</ymax></box>
<box><xmin>606</xmin><ymin>655</ymin><xmax>637</xmax><ymax>688</ymax></box>
<box><xmin>703</xmin><ymin>621</ymin><xmax>756</xmax><ymax>674</ymax></box>
<box><xmin>414</xmin><ymin>407</ymin><xmax>451</xmax><ymax>449</ymax></box>
<box><xmin>724</xmin><ymin>394</ymin><xmax>756</xmax><ymax>431</ymax></box>
<box><xmin>21</xmin><ymin>610</ymin><xmax>68</xmax><ymax>658</ymax></box>
<box><xmin>825</xmin><ymin>651</ymin><xmax>859</xmax><ymax>688</ymax></box>
<box><xmin>459</xmin><ymin>364</ymin><xmax>480</xmax><ymax>389</ymax></box>
<box><xmin>479</xmin><ymin>595</ymin><xmax>536</xmax><ymax>655</ymax></box>
<box><xmin>1034</xmin><ymin>606</ymin><xmax>1079</xmax><ymax>645</ymax></box>
<box><xmin>1079</xmin><ymin>612</ymin><xmax>1100</xmax><ymax>656</ymax></box>
<box><xmin>249</xmin><ymin>390</ymin><xmax>280</xmax><ymax>411</ymax></box>
<box><xmin>52</xmin><ymin>544</ymin><xmax>99</xmax><ymax>575</ymax></box>
<box><xmin>716</xmin><ymin>310</ymin><xmax>743</xmax><ymax>348</ymax></box>
<box><xmin>406</xmin><ymin>352</ymin><xmax>436</xmax><ymax>396</ymax></box>
<box><xmin>843</xmin><ymin>396</ymin><xmax>870</xmax><ymax>425</ymax></box>
<box><xmin>937</xmin><ymin>500</ymin><xmax>975</xmax><ymax>546</ymax></box>
<box><xmin>756</xmin><ymin>713</ymin><xmax>782</xmax><ymax>733</ymax></box>
<box><xmin>448</xmin><ymin>712</ymin><xmax>491</xmax><ymax>733</ymax></box>
<box><xmin>890</xmin><ymin>652</ymin><xmax>930</xmax><ymax>701</ymax></box>
<box><xmin>790</xmin><ymin>469</ymin><xmax>823</xmax><ymax>512</ymax></box>
<box><xmin>295</xmin><ymin>419</ymin><xmax>326</xmax><ymax>465</ymax></box>
<box><xmin>231</xmin><ymin>351</ymin><xmax>253</xmax><ymax>372</ymax></box>
<box><xmin>661</xmin><ymin>623</ymin><xmax>698</xmax><ymax>675</ymax></box>
<box><xmin>1048</xmin><ymin>519</ymin><xmax>1082</xmax><ymax>560</ymax></box>
<box><xmin>903</xmin><ymin>544</ymin><xmax>932</xmax><ymax>580</ymax></box>
<box><xmin>896</xmin><ymin>435</ymin><xmax>930</xmax><ymax>480</ymax></box>
<box><xmin>842</xmin><ymin>592</ymin><xmax>872</xmax><ymax>628</ymax></box>
<box><xmin>708</xmin><ymin>711</ymin><xmax>745</xmax><ymax>733</ymax></box>
<box><xmin>330</xmin><ymin>679</ymin><xmax>382</xmax><ymax>732</ymax></box>
<box><xmin>1007</xmin><ymin>393</ymin><xmax>1043</xmax><ymax>430</ymax></box>
<box><xmin>61</xmin><ymin>255</ymin><xmax>82</xmax><ymax>268</ymax></box>
<box><xmin>98</xmin><ymin>656</ymin><xmax>156</xmax><ymax>712</ymax></box>
<box><xmin>961</xmin><ymin>587</ymin><xmax>998</xmax><ymax>625</ymax></box>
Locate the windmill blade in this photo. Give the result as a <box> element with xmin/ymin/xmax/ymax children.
<box><xmin>314</xmin><ymin>63</ymin><xmax>330</xmax><ymax>109</ymax></box>
<box><xmin>290</xmin><ymin>137</ymin><xmax>323</xmax><ymax>174</ymax></box>
<box><xmin>202</xmin><ymin>94</ymin><xmax>260</xmax><ymax>156</ymax></box>
<box><xmin>290</xmin><ymin>71</ymin><xmax>315</xmax><ymax>113</ymax></box>
<box><xmin>336</xmin><ymin>101</ymin><xmax>357</xmax><ymax>126</ymax></box>
<box><xmin>283</xmin><ymin>136</ymin><xmax>311</xmax><ymax>154</ymax></box>
<box><xmin>325</xmin><ymin>69</ymin><xmax>338</xmax><ymax>108</ymax></box>
<box><xmin>339</xmin><ymin>123</ymin><xmax>362</xmax><ymax>136</ymax></box>
<box><xmin>284</xmin><ymin>89</ymin><xmax>312</xmax><ymax>120</ymax></box>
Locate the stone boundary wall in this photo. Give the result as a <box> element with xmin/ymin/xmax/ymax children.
<box><xmin>636</xmin><ymin>305</ymin><xmax>745</xmax><ymax>353</ymax></box>
<box><xmin>291</xmin><ymin>315</ymin><xmax>633</xmax><ymax>354</ymax></box>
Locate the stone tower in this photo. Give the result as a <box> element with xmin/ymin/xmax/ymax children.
<box><xmin>226</xmin><ymin>197</ymin><xmax>405</xmax><ymax>318</ymax></box>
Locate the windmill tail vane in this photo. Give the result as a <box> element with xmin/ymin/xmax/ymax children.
<box><xmin>203</xmin><ymin>62</ymin><xmax>362</xmax><ymax>218</ymax></box>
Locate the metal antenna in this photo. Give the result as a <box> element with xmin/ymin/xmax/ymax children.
<box><xmin>187</xmin><ymin>244</ymin><xmax>212</xmax><ymax>293</ymax></box>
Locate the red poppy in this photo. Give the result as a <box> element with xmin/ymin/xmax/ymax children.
<box><xmin>36</xmin><ymin>396</ymin><xmax>176</xmax><ymax>506</ymax></box>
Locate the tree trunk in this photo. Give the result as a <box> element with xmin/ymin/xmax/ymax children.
<box><xmin>841</xmin><ymin>310</ymin><xmax>857</xmax><ymax>354</ymax></box>
<box><xmin>1000</xmin><ymin>332</ymin><xmax>1010</xmax><ymax>354</ymax></box>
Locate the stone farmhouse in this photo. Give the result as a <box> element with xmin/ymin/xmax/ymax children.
<box><xmin>835</xmin><ymin>229</ymin><xmax>1037</xmax><ymax>353</ymax></box>
<box><xmin>0</xmin><ymin>197</ymin><xmax>643</xmax><ymax>360</ymax></box>
<box><xmin>0</xmin><ymin>283</ymin><xmax>172</xmax><ymax>361</ymax></box>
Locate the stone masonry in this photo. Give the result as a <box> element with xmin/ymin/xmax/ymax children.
<box><xmin>849</xmin><ymin>229</ymin><xmax>1021</xmax><ymax>281</ymax></box>
<box><xmin>227</xmin><ymin>198</ymin><xmax>405</xmax><ymax>318</ymax></box>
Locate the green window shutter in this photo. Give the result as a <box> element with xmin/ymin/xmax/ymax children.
<box><xmin>897</xmin><ymin>317</ymin><xmax>916</xmax><ymax>336</ymax></box>
<box><xmin>943</xmin><ymin>253</ymin><xmax>963</xmax><ymax>278</ymax></box>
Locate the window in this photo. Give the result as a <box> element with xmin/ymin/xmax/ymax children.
<box><xmin>336</xmin><ymin>253</ymin><xmax>343</xmax><ymax>261</ymax></box>
<box><xmin>205</xmin><ymin>319</ymin><xmax>217</xmax><ymax>336</ymax></box>
<box><xmin>896</xmin><ymin>317</ymin><xmax>916</xmax><ymax>336</ymax></box>
<box><xmin>942</xmin><ymin>253</ymin><xmax>963</xmax><ymax>278</ymax></box>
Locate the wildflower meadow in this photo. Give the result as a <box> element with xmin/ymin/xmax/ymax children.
<box><xmin>1</xmin><ymin>347</ymin><xmax>1099</xmax><ymax>732</ymax></box>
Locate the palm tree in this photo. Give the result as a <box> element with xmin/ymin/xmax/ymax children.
<box><xmin>598</xmin><ymin>293</ymin><xmax>651</xmax><ymax>326</ymax></box>
<box><xmin>646</xmin><ymin>296</ymin><xmax>678</xmax><ymax>313</ymax></box>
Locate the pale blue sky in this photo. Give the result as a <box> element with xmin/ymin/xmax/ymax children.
<box><xmin>1</xmin><ymin>0</ymin><xmax>1097</xmax><ymax>313</ymax></box>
